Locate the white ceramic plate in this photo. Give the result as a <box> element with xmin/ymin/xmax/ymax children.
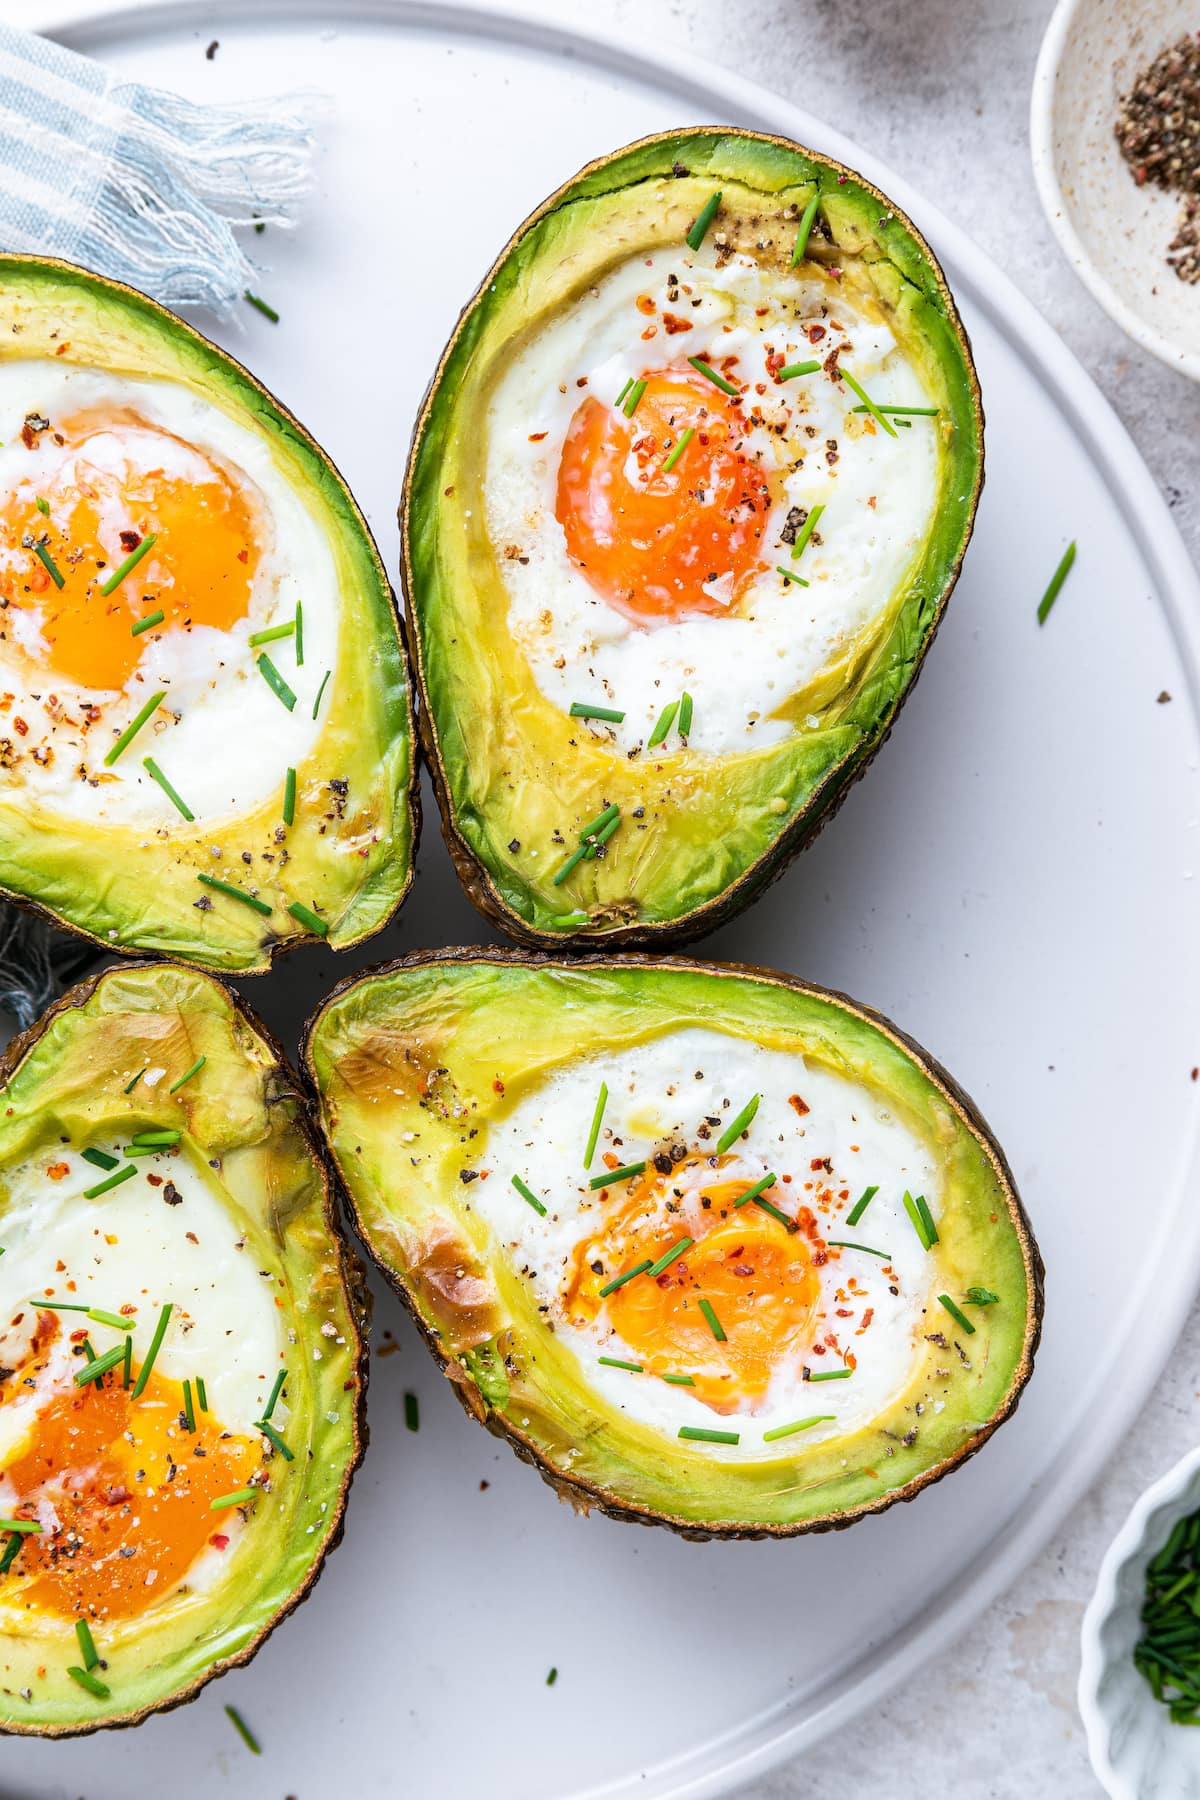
<box><xmin>1032</xmin><ymin>0</ymin><xmax>1200</xmax><ymax>382</ymax></box>
<box><xmin>7</xmin><ymin>4</ymin><xmax>1200</xmax><ymax>1798</ymax></box>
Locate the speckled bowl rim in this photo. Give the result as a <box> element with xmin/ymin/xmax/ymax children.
<box><xmin>1030</xmin><ymin>0</ymin><xmax>1200</xmax><ymax>384</ymax></box>
<box><xmin>1079</xmin><ymin>1442</ymin><xmax>1200</xmax><ymax>1795</ymax></box>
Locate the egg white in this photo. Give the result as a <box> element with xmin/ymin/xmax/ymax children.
<box><xmin>485</xmin><ymin>246</ymin><xmax>939</xmax><ymax>756</ymax></box>
<box><xmin>0</xmin><ymin>361</ymin><xmax>339</xmax><ymax>826</ymax></box>
<box><xmin>472</xmin><ymin>1027</ymin><xmax>940</xmax><ymax>1457</ymax></box>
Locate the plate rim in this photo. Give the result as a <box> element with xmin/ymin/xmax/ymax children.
<box><xmin>14</xmin><ymin>2</ymin><xmax>1200</xmax><ymax>1795</ymax></box>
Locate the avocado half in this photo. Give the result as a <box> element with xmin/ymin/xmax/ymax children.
<box><xmin>0</xmin><ymin>257</ymin><xmax>418</xmax><ymax>972</ymax></box>
<box><xmin>0</xmin><ymin>962</ymin><xmax>366</xmax><ymax>1734</ymax></box>
<box><xmin>402</xmin><ymin>129</ymin><xmax>983</xmax><ymax>948</ymax></box>
<box><xmin>304</xmin><ymin>951</ymin><xmax>1040</xmax><ymax>1538</ymax></box>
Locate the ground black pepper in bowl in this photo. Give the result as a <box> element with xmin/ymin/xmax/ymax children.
<box><xmin>1115</xmin><ymin>32</ymin><xmax>1200</xmax><ymax>284</ymax></box>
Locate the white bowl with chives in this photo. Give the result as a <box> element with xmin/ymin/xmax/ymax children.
<box><xmin>1080</xmin><ymin>1443</ymin><xmax>1200</xmax><ymax>1796</ymax></box>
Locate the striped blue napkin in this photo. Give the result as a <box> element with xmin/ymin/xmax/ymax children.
<box><xmin>0</xmin><ymin>22</ymin><xmax>323</xmax><ymax>316</ymax></box>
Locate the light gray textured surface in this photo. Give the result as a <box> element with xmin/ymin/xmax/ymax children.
<box><xmin>518</xmin><ymin>3</ymin><xmax>1200</xmax><ymax>1797</ymax></box>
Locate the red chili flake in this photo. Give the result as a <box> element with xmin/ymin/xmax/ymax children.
<box><xmin>54</xmin><ymin>342</ymin><xmax>71</xmax><ymax>357</ymax></box>
<box><xmin>46</xmin><ymin>1164</ymin><xmax>69</xmax><ymax>1181</ymax></box>
<box><xmin>55</xmin><ymin>1259</ymin><xmax>66</xmax><ymax>1271</ymax></box>
<box><xmin>641</xmin><ymin>325</ymin><xmax>657</xmax><ymax>339</ymax></box>
<box><xmin>13</xmin><ymin>718</ymin><xmax>27</xmax><ymax>736</ymax></box>
<box><xmin>636</xmin><ymin>294</ymin><xmax>656</xmax><ymax>315</ymax></box>
<box><xmin>788</xmin><ymin>1094</ymin><xmax>810</xmax><ymax>1117</ymax></box>
<box><xmin>807</xmin><ymin>324</ymin><xmax>826</xmax><ymax>344</ymax></box>
<box><xmin>810</xmin><ymin>1156</ymin><xmax>832</xmax><ymax>1173</ymax></box>
<box><xmin>602</xmin><ymin>1150</ymin><xmax>620</xmax><ymax>1170</ymax></box>
<box><xmin>492</xmin><ymin>1079</ymin><xmax>505</xmax><ymax>1094</ymax></box>
<box><xmin>662</xmin><ymin>312</ymin><xmax>692</xmax><ymax>334</ymax></box>
<box><xmin>856</xmin><ymin>1308</ymin><xmax>875</xmax><ymax>1335</ymax></box>
<box><xmin>210</xmin><ymin>1533</ymin><xmax>230</xmax><ymax>1551</ymax></box>
<box><xmin>527</xmin><ymin>433</ymin><xmax>547</xmax><ymax>444</ymax></box>
<box><xmin>835</xmin><ymin>1307</ymin><xmax>853</xmax><ymax>1318</ymax></box>
<box><xmin>478</xmin><ymin>1170</ymin><xmax>491</xmax><ymax>1181</ymax></box>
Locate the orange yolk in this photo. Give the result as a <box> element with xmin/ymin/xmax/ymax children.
<box><xmin>555</xmin><ymin>371</ymin><xmax>775</xmax><ymax>625</ymax></box>
<box><xmin>567</xmin><ymin>1158</ymin><xmax>820</xmax><ymax>1413</ymax></box>
<box><xmin>0</xmin><ymin>408</ymin><xmax>261</xmax><ymax>692</ymax></box>
<box><xmin>0</xmin><ymin>1314</ymin><xmax>257</xmax><ymax>1623</ymax></box>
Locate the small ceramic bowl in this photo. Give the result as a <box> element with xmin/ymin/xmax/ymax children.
<box><xmin>1031</xmin><ymin>0</ymin><xmax>1200</xmax><ymax>382</ymax></box>
<box><xmin>1080</xmin><ymin>1444</ymin><xmax>1200</xmax><ymax>1797</ymax></box>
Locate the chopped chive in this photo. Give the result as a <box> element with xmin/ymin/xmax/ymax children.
<box><xmin>589</xmin><ymin>1160</ymin><xmax>646</xmax><ymax>1190</ymax></box>
<box><xmin>806</xmin><ymin>1366</ymin><xmax>852</xmax><ymax>1382</ymax></box>
<box><xmin>762</xmin><ymin>1414</ymin><xmax>834</xmax><ymax>1442</ymax></box>
<box><xmin>0</xmin><ymin>1518</ymin><xmax>42</xmax><ymax>1534</ymax></box>
<box><xmin>82</xmin><ymin>1147</ymin><xmax>119</xmax><ymax>1172</ymax></box>
<box><xmin>83</xmin><ymin>1164</ymin><xmax>136</xmax><ymax>1200</ymax></box>
<box><xmin>182</xmin><ymin>1378</ymin><xmax>195</xmax><ymax>1432</ymax></box>
<box><xmin>34</xmin><ymin>495</ymin><xmax>49</xmax><ymax>516</ymax></box>
<box><xmin>678</xmin><ymin>691</ymin><xmax>693</xmax><ymax>736</ymax></box>
<box><xmin>104</xmin><ymin>689</ymin><xmax>165</xmax><ymax>767</ymax></box>
<box><xmin>256</xmin><ymin>1418</ymin><xmax>293</xmax><ymax>1460</ymax></box>
<box><xmin>826</xmin><ymin>1239</ymin><xmax>892</xmax><ymax>1259</ymax></box>
<box><xmin>732</xmin><ymin>1171</ymin><xmax>776</xmax><ymax>1209</ymax></box>
<box><xmin>67</xmin><ymin>1666</ymin><xmax>110</xmax><ymax>1699</ymax></box>
<box><xmin>646</xmin><ymin>1236</ymin><xmax>693</xmax><ymax>1278</ymax></box>
<box><xmin>686</xmin><ymin>189</ymin><xmax>721</xmax><ymax>251</ymax></box>
<box><xmin>30</xmin><ymin>1299</ymin><xmax>89</xmax><ymax>1313</ymax></box>
<box><xmin>511</xmin><ymin>1174</ymin><xmax>547</xmax><ymax>1217</ymax></box>
<box><xmin>84</xmin><ymin>1309</ymin><xmax>134</xmax><ymax>1331</ymax></box>
<box><xmin>131</xmin><ymin>1129</ymin><xmax>180</xmax><ymax>1146</ymax></box>
<box><xmin>74</xmin><ymin>1343</ymin><xmax>126</xmax><ymax>1387</ymax></box>
<box><xmin>225</xmin><ymin>1703</ymin><xmax>262</xmax><ymax>1753</ymax></box>
<box><xmin>244</xmin><ymin>290</ymin><xmax>279</xmax><ymax>323</ymax></box>
<box><xmin>211</xmin><ymin>1487</ymin><xmax>258</xmax><ymax>1511</ymax></box>
<box><xmin>124</xmin><ymin>1068</ymin><xmax>146</xmax><ymax>1094</ymax></box>
<box><xmin>404</xmin><ymin>1391</ymin><xmax>420</xmax><ymax>1432</ymax></box>
<box><xmin>142</xmin><ymin>757</ymin><xmax>193</xmax><ymax>821</ymax></box>
<box><xmin>288</xmin><ymin>899</ymin><xmax>329</xmax><ymax>936</ymax></box>
<box><xmin>197</xmin><ymin>872</ymin><xmax>272</xmax><ymax>916</ymax></box>
<box><xmin>33</xmin><ymin>540</ymin><xmax>65</xmax><ymax>589</ymax></box>
<box><xmin>550</xmin><ymin>912</ymin><xmax>589</xmax><ymax>929</ymax></box>
<box><xmin>965</xmin><ymin>1286</ymin><xmax>999</xmax><ymax>1306</ymax></box>
<box><xmin>778</xmin><ymin>358</ymin><xmax>821</xmax><ymax>381</ymax></box>
<box><xmin>585</xmin><ymin>811</ymin><xmax>621</xmax><ymax>857</ymax></box>
<box><xmin>552</xmin><ymin>845</ymin><xmax>590</xmax><ymax>886</ymax></box>
<box><xmin>257</xmin><ymin>653</ymin><xmax>297</xmax><ymax>712</ymax></box>
<box><xmin>901</xmin><ymin>1189</ymin><xmax>936</xmax><ymax>1251</ymax></box>
<box><xmin>598</xmin><ymin>1355</ymin><xmax>643</xmax><ymax>1373</ymax></box>
<box><xmin>914</xmin><ymin>1192</ymin><xmax>939</xmax><ymax>1246</ymax></box>
<box><xmin>312</xmin><ymin>669</ymin><xmax>331</xmax><ymax>718</ymax></box>
<box><xmin>646</xmin><ymin>700</ymin><xmax>679</xmax><ymax>749</ymax></box>
<box><xmin>838</xmin><ymin>369</ymin><xmax>897</xmax><ymax>437</ymax></box>
<box><xmin>661</xmin><ymin>425</ymin><xmax>694</xmax><ymax>473</ymax></box>
<box><xmin>169</xmin><ymin>1057</ymin><xmax>205</xmax><ymax>1094</ymax></box>
<box><xmin>1037</xmin><ymin>541</ymin><xmax>1076</xmax><ymax>626</ymax></box>
<box><xmin>662</xmin><ymin>1373</ymin><xmax>697</xmax><ymax>1387</ymax></box>
<box><xmin>247</xmin><ymin>621</ymin><xmax>295</xmax><ymax>647</ymax></box>
<box><xmin>283</xmin><ymin>766</ymin><xmax>297</xmax><ymax>826</ymax></box>
<box><xmin>130</xmin><ymin>608</ymin><xmax>164</xmax><ymax>637</ymax></box>
<box><xmin>698</xmin><ymin>1297</ymin><xmax>726</xmax><ymax>1342</ymax></box>
<box><xmin>754</xmin><ymin>1195</ymin><xmax>799</xmax><ymax>1232</ymax></box>
<box><xmin>100</xmin><ymin>531</ymin><xmax>158</xmax><ymax>596</ymax></box>
<box><xmin>845</xmin><ymin>1184</ymin><xmax>879</xmax><ymax>1227</ymax></box>
<box><xmin>687</xmin><ymin>356</ymin><xmax>739</xmax><ymax>397</ymax></box>
<box><xmin>579</xmin><ymin>802</ymin><xmax>619</xmax><ymax>840</ymax></box>
<box><xmin>790</xmin><ymin>501</ymin><xmax>825</xmax><ymax>564</ymax></box>
<box><xmin>775</xmin><ymin>564</ymin><xmax>809</xmax><ymax>586</ymax></box>
<box><xmin>937</xmin><ymin>1294</ymin><xmax>977</xmax><ymax>1335</ymax></box>
<box><xmin>679</xmin><ymin>1425</ymin><xmax>739</xmax><ymax>1445</ymax></box>
<box><xmin>546</xmin><ymin>1668</ymin><xmax>558</xmax><ymax>1687</ymax></box>
<box><xmin>570</xmin><ymin>702</ymin><xmax>625</xmax><ymax>723</ymax></box>
<box><xmin>716</xmin><ymin>1093</ymin><xmax>760</xmax><ymax>1155</ymax></box>
<box><xmin>791</xmin><ymin>191</ymin><xmax>821</xmax><ymax>265</ymax></box>
<box><xmin>621</xmin><ymin>378</ymin><xmax>647</xmax><ymax>419</ymax></box>
<box><xmin>130</xmin><ymin>1302</ymin><xmax>172</xmax><ymax>1399</ymax></box>
<box><xmin>122</xmin><ymin>1336</ymin><xmax>131</xmax><ymax>1387</ymax></box>
<box><xmin>615</xmin><ymin>377</ymin><xmax>633</xmax><ymax>409</ymax></box>
<box><xmin>598</xmin><ymin>1259</ymin><xmax>653</xmax><ymax>1298</ymax></box>
<box><xmin>196</xmin><ymin>1377</ymin><xmax>208</xmax><ymax>1411</ymax></box>
<box><xmin>0</xmin><ymin>1531</ymin><xmax>26</xmax><ymax>1574</ymax></box>
<box><xmin>851</xmin><ymin>403</ymin><xmax>940</xmax><ymax>417</ymax></box>
<box><xmin>261</xmin><ymin>1367</ymin><xmax>287</xmax><ymax>1421</ymax></box>
<box><xmin>294</xmin><ymin>600</ymin><xmax>304</xmax><ymax>667</ymax></box>
<box><xmin>584</xmin><ymin>1083</ymin><xmax>608</xmax><ymax>1169</ymax></box>
<box><xmin>75</xmin><ymin>1618</ymin><xmax>99</xmax><ymax>1670</ymax></box>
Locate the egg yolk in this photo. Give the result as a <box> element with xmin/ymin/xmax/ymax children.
<box><xmin>555</xmin><ymin>371</ymin><xmax>775</xmax><ymax>625</ymax></box>
<box><xmin>0</xmin><ymin>408</ymin><xmax>262</xmax><ymax>692</ymax></box>
<box><xmin>0</xmin><ymin>1312</ymin><xmax>258</xmax><ymax>1623</ymax></box>
<box><xmin>568</xmin><ymin>1157</ymin><xmax>821</xmax><ymax>1413</ymax></box>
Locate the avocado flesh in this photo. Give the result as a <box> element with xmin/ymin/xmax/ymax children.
<box><xmin>0</xmin><ymin>961</ymin><xmax>365</xmax><ymax>1734</ymax></box>
<box><xmin>306</xmin><ymin>952</ymin><xmax>1039</xmax><ymax>1537</ymax></box>
<box><xmin>0</xmin><ymin>258</ymin><xmax>417</xmax><ymax>972</ymax></box>
<box><xmin>405</xmin><ymin>129</ymin><xmax>982</xmax><ymax>945</ymax></box>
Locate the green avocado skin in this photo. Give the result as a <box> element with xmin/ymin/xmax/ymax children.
<box><xmin>0</xmin><ymin>257</ymin><xmax>418</xmax><ymax>973</ymax></box>
<box><xmin>305</xmin><ymin>950</ymin><xmax>1040</xmax><ymax>1539</ymax></box>
<box><xmin>404</xmin><ymin>129</ymin><xmax>984</xmax><ymax>949</ymax></box>
<box><xmin>0</xmin><ymin>961</ymin><xmax>367</xmax><ymax>1736</ymax></box>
